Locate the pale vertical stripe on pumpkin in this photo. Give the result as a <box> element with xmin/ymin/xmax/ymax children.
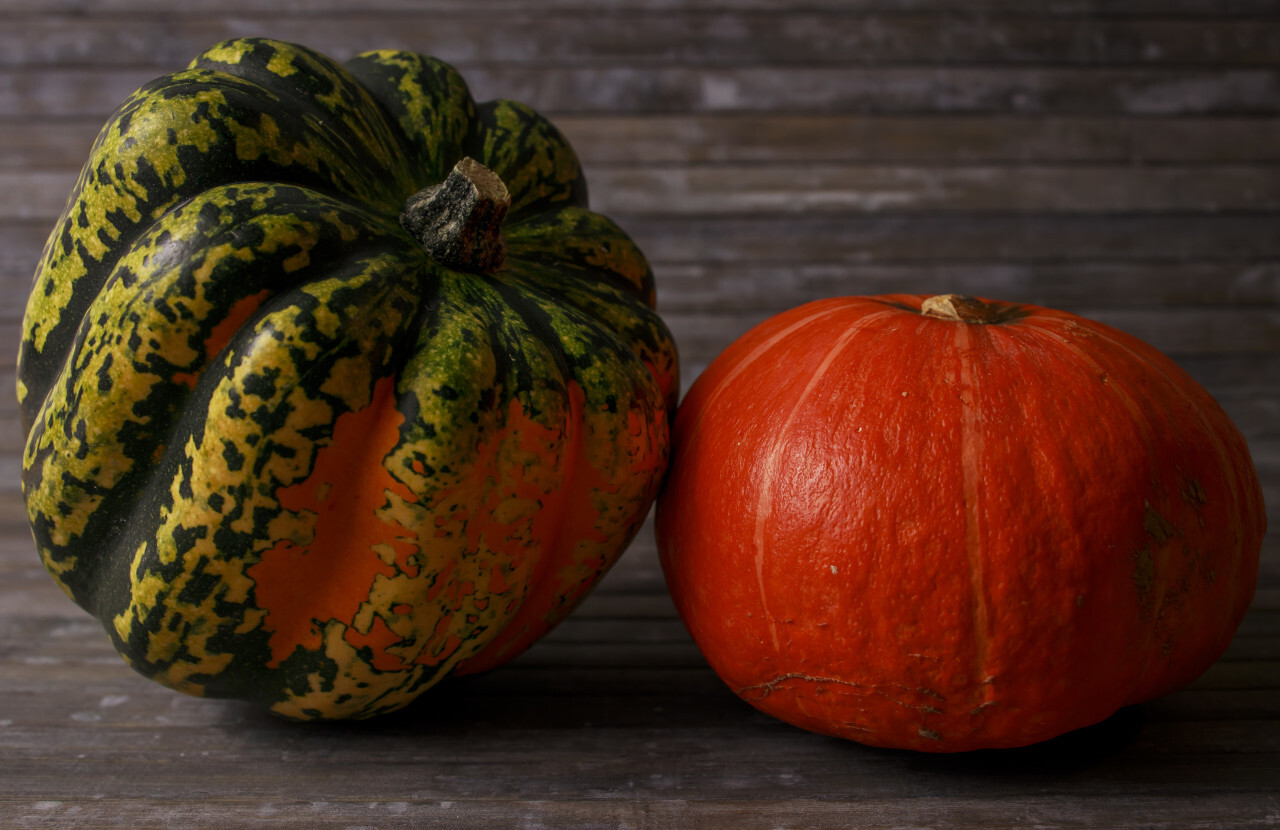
<box><xmin>677</xmin><ymin>303</ymin><xmax>849</xmax><ymax>465</ymax></box>
<box><xmin>951</xmin><ymin>320</ymin><xmax>996</xmax><ymax>710</ymax></box>
<box><xmin>750</xmin><ymin>304</ymin><xmax>896</xmax><ymax>654</ymax></box>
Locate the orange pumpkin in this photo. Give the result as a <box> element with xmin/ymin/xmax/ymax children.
<box><xmin>656</xmin><ymin>294</ymin><xmax>1265</xmax><ymax>752</ymax></box>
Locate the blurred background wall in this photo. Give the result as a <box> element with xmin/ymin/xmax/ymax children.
<box><xmin>2</xmin><ymin>0</ymin><xmax>1276</xmax><ymax>554</ymax></box>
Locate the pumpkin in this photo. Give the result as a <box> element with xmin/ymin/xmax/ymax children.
<box><xmin>656</xmin><ymin>294</ymin><xmax>1263</xmax><ymax>752</ymax></box>
<box><xmin>19</xmin><ymin>38</ymin><xmax>678</xmax><ymax>720</ymax></box>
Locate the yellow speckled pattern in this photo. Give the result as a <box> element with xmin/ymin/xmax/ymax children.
<box><xmin>19</xmin><ymin>38</ymin><xmax>678</xmax><ymax>720</ymax></box>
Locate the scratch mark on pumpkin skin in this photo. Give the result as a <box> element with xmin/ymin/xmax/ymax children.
<box><xmin>740</xmin><ymin>674</ymin><xmax>948</xmax><ymax>728</ymax></box>
<box><xmin>1181</xmin><ymin>477</ymin><xmax>1208</xmax><ymax>506</ymax></box>
<box><xmin>1132</xmin><ymin>546</ymin><xmax>1157</xmax><ymax>613</ymax></box>
<box><xmin>737</xmin><ymin>672</ymin><xmax>868</xmax><ymax>701</ymax></box>
<box><xmin>970</xmin><ymin>700</ymin><xmax>999</xmax><ymax>715</ymax></box>
<box><xmin>1143</xmin><ymin>500</ymin><xmax>1180</xmax><ymax>546</ymax></box>
<box><xmin>1181</xmin><ymin>478</ymin><xmax>1210</xmax><ymax>530</ymax></box>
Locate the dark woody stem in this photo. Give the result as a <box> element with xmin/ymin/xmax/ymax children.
<box><xmin>399</xmin><ymin>157</ymin><xmax>510</xmax><ymax>273</ymax></box>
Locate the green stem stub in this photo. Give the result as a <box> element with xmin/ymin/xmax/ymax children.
<box><xmin>400</xmin><ymin>157</ymin><xmax>510</xmax><ymax>273</ymax></box>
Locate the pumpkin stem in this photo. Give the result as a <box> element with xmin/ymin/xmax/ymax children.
<box><xmin>920</xmin><ymin>294</ymin><xmax>1009</xmax><ymax>324</ymax></box>
<box><xmin>400</xmin><ymin>157</ymin><xmax>510</xmax><ymax>273</ymax></box>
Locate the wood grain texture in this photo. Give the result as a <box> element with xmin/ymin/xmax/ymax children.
<box><xmin>8</xmin><ymin>117</ymin><xmax>1280</xmax><ymax>168</ymax></box>
<box><xmin>0</xmin><ymin>505</ymin><xmax>1277</xmax><ymax>828</ymax></box>
<box><xmin>6</xmin><ymin>65</ymin><xmax>1280</xmax><ymax>117</ymax></box>
<box><xmin>11</xmin><ymin>166</ymin><xmax>1280</xmax><ymax>222</ymax></box>
<box><xmin>1</xmin><ymin>2</ymin><xmax>1277</xmax><ymax>827</ymax></box>
<box><xmin>1</xmin><ymin>0</ymin><xmax>1278</xmax><ymax>12</ymax></box>
<box><xmin>3</xmin><ymin>14</ymin><xmax>1278</xmax><ymax>68</ymax></box>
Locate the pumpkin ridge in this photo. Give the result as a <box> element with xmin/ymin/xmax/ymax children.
<box><xmin>1025</xmin><ymin>315</ymin><xmax>1264</xmax><ymax>702</ymax></box>
<box><xmin>1056</xmin><ymin>316</ymin><xmax>1264</xmax><ymax>541</ymax></box>
<box><xmin>18</xmin><ymin>63</ymin><xmax>417</xmax><ymax>417</ymax></box>
<box><xmin>190</xmin><ymin>38</ymin><xmax>417</xmax><ymax>203</ymax></box>
<box><xmin>473</xmin><ymin>99</ymin><xmax>588</xmax><ymax>220</ymax></box>
<box><xmin>446</xmin><ymin>278</ymin><xmax>668</xmax><ymax>670</ymax></box>
<box><xmin>246</xmin><ymin>374</ymin><xmax>418</xmax><ymax>670</ymax></box>
<box><xmin>21</xmin><ymin>185</ymin><xmax>418</xmax><ymax>612</ymax></box>
<box><xmin>674</xmin><ymin>299</ymin><xmax>854</xmax><ymax>460</ymax></box>
<box><xmin>751</xmin><ymin>314</ymin><xmax>880</xmax><ymax>653</ymax></box>
<box><xmin>503</xmin><ymin>207</ymin><xmax>656</xmax><ymax>306</ymax></box>
<box><xmin>1016</xmin><ymin>323</ymin><xmax>1197</xmax><ymax>632</ymax></box>
<box><xmin>343</xmin><ymin>50</ymin><xmax>478</xmax><ymax>189</ymax></box>
<box><xmin>452</xmin><ymin>379</ymin><xmax>590</xmax><ymax>675</ymax></box>
<box><xmin>496</xmin><ymin>259</ymin><xmax>679</xmax><ymax>414</ymax></box>
<box><xmin>1014</xmin><ymin>317</ymin><xmax>1176</xmax><ymax>637</ymax></box>
<box><xmin>951</xmin><ymin>320</ymin><xmax>996</xmax><ymax>717</ymax></box>
<box><xmin>370</xmin><ymin>273</ymin><xmax>589</xmax><ymax>679</ymax></box>
<box><xmin>102</xmin><ymin>254</ymin><xmax>423</xmax><ymax>701</ymax></box>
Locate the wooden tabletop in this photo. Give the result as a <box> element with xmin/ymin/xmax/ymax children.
<box><xmin>2</xmin><ymin>1</ymin><xmax>1278</xmax><ymax>827</ymax></box>
<box><xmin>2</xmin><ymin>493</ymin><xmax>1277</xmax><ymax>828</ymax></box>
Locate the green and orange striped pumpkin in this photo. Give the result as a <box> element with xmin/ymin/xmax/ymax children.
<box><xmin>19</xmin><ymin>38</ymin><xmax>677</xmax><ymax>719</ymax></box>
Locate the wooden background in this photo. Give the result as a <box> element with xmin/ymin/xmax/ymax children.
<box><xmin>1</xmin><ymin>1</ymin><xmax>1277</xmax><ymax>827</ymax></box>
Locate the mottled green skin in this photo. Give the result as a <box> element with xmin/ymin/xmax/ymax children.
<box><xmin>19</xmin><ymin>39</ymin><xmax>678</xmax><ymax>719</ymax></box>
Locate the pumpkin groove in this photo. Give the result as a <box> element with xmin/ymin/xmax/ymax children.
<box><xmin>21</xmin><ymin>38</ymin><xmax>676</xmax><ymax>719</ymax></box>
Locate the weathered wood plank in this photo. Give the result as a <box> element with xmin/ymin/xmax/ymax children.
<box><xmin>440</xmin><ymin>66</ymin><xmax>1280</xmax><ymax>116</ymax></box>
<box><xmin>8</xmin><ymin>117</ymin><xmax>1280</xmax><ymax>169</ymax></box>
<box><xmin>621</xmin><ymin>214</ymin><xmax>1280</xmax><ymax>264</ymax></box>
<box><xmin>1161</xmin><ymin>659</ymin><xmax>1280</xmax><ymax>690</ymax></box>
<box><xmin>0</xmin><ymin>702</ymin><xmax>1276</xmax><ymax>799</ymax></box>
<box><xmin>8</xmin><ymin>216</ymin><xmax>1280</xmax><ymax>282</ymax></box>
<box><xmin>5</xmin><ymin>257</ymin><xmax>1279</xmax><ymax>324</ymax></box>
<box><xmin>670</xmin><ymin>312</ymin><xmax>1280</xmax><ymax>417</ymax></box>
<box><xmin>4</xmin><ymin>66</ymin><xmax>1278</xmax><ymax>118</ymax></box>
<box><xmin>568</xmin><ymin>113</ymin><xmax>1280</xmax><ymax>163</ymax></box>
<box><xmin>12</xmin><ymin>166</ymin><xmax>1280</xmax><ymax>223</ymax></box>
<box><xmin>560</xmin><ymin>115</ymin><xmax>1280</xmax><ymax>164</ymax></box>
<box><xmin>1176</xmin><ymin>354</ymin><xmax>1280</xmax><ymax>391</ymax></box>
<box><xmin>661</xmin><ymin>309</ymin><xmax>1280</xmax><ymax>389</ymax></box>
<box><xmin>652</xmin><ymin>262</ymin><xmax>1280</xmax><ymax>311</ymax></box>
<box><xmin>3</xmin><ymin>15</ymin><xmax>1277</xmax><ymax>69</ymax></box>
<box><xmin>1198</xmin><ymin>388</ymin><xmax>1279</xmax><ymax>442</ymax></box>
<box><xmin>1</xmin><ymin>0</ymin><xmax>1278</xmax><ymax>14</ymax></box>
<box><xmin>589</xmin><ymin>165</ymin><xmax>1280</xmax><ymax>215</ymax></box>
<box><xmin>0</xmin><ymin>68</ymin><xmax>155</xmax><ymax>120</ymax></box>
<box><xmin>0</xmin><ymin>171</ymin><xmax>75</xmax><ymax>221</ymax></box>
<box><xmin>13</xmin><ymin>245</ymin><xmax>1280</xmax><ymax>362</ymax></box>
<box><xmin>6</xmin><ymin>795</ymin><xmax>1278</xmax><ymax>830</ymax></box>
<box><xmin>0</xmin><ymin>514</ymin><xmax>1275</xmax><ymax>826</ymax></box>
